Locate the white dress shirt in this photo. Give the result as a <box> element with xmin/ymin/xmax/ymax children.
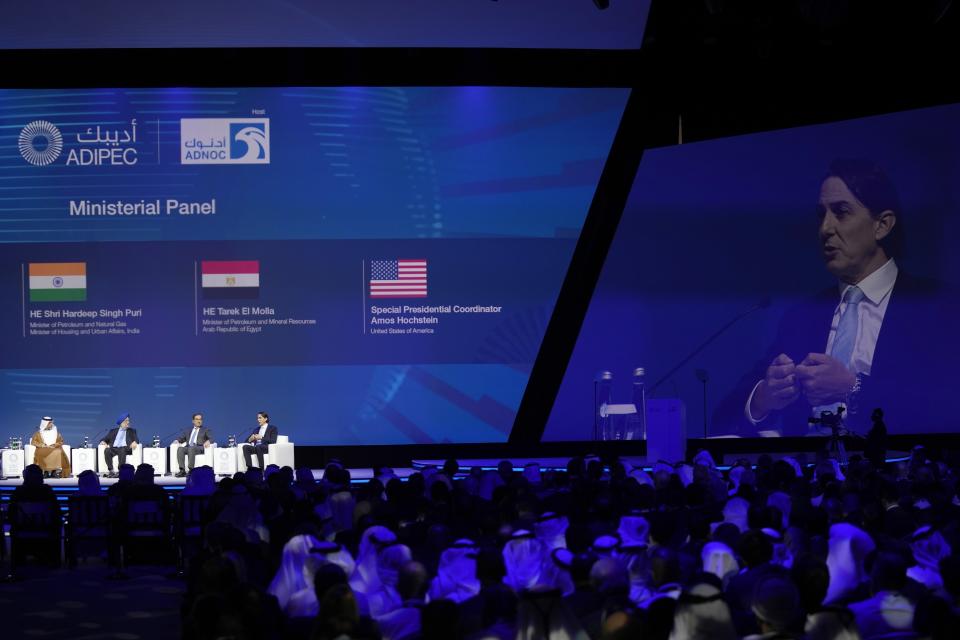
<box><xmin>746</xmin><ymin>259</ymin><xmax>898</xmax><ymax>425</ymax></box>
<box><xmin>825</xmin><ymin>258</ymin><xmax>897</xmax><ymax>375</ymax></box>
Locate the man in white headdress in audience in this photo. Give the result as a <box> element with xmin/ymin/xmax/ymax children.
<box><xmin>30</xmin><ymin>416</ymin><xmax>71</xmax><ymax>478</ymax></box>
<box><xmin>618</xmin><ymin>513</ymin><xmax>650</xmax><ymax>549</ymax></box>
<box><xmin>907</xmin><ymin>526</ymin><xmax>952</xmax><ymax>592</ymax></box>
<box><xmin>670</xmin><ymin>580</ymin><xmax>738</xmax><ymax>640</ymax></box>
<box><xmin>267</xmin><ymin>534</ymin><xmax>322</xmax><ymax>617</ymax></box>
<box><xmin>516</xmin><ymin>584</ymin><xmax>590</xmax><ymax>640</ymax></box>
<box><xmin>427</xmin><ymin>539</ymin><xmax>480</xmax><ymax>603</ymax></box>
<box><xmin>534</xmin><ymin>512</ymin><xmax>569</xmax><ymax>551</ymax></box>
<box><xmin>313</xmin><ymin>540</ymin><xmax>357</xmax><ymax>578</ymax></box>
<box><xmin>849</xmin><ymin>551</ymin><xmax>917</xmax><ymax>639</ymax></box>
<box><xmin>350</xmin><ymin>526</ymin><xmax>398</xmax><ymax>598</ymax></box>
<box><xmin>541</xmin><ymin>548</ymin><xmax>576</xmax><ymax>597</ymax></box>
<box><xmin>378</xmin><ymin>561</ymin><xmax>429</xmax><ymax>640</ymax></box>
<box><xmin>503</xmin><ymin>530</ymin><xmax>546</xmax><ymax>592</ymax></box>
<box><xmin>825</xmin><ymin>523</ymin><xmax>875</xmax><ymax>604</ymax></box>
<box><xmin>702</xmin><ymin>541</ymin><xmax>740</xmax><ymax>588</ymax></box>
<box><xmin>302</xmin><ymin>541</ymin><xmax>369</xmax><ymax>616</ymax></box>
<box><xmin>368</xmin><ymin>543</ymin><xmax>412</xmax><ymax>619</ymax></box>
<box><xmin>714</xmin><ymin>497</ymin><xmax>750</xmax><ymax>533</ymax></box>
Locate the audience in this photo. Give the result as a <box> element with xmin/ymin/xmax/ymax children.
<box><xmin>11</xmin><ymin>445</ymin><xmax>960</xmax><ymax>639</ymax></box>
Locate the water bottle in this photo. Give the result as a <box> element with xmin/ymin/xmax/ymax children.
<box><xmin>595</xmin><ymin>370</ymin><xmax>613</xmax><ymax>440</ymax></box>
<box><xmin>152</xmin><ymin>434</ymin><xmax>161</xmax><ymax>448</ymax></box>
<box><xmin>632</xmin><ymin>367</ymin><xmax>647</xmax><ymax>440</ymax></box>
<box><xmin>228</xmin><ymin>434</ymin><xmax>237</xmax><ymax>448</ymax></box>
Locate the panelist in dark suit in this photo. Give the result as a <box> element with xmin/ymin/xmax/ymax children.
<box><xmin>242</xmin><ymin>411</ymin><xmax>277</xmax><ymax>469</ymax></box>
<box><xmin>175</xmin><ymin>412</ymin><xmax>213</xmax><ymax>477</ymax></box>
<box><xmin>715</xmin><ymin>159</ymin><xmax>960</xmax><ymax>436</ymax></box>
<box><xmin>101</xmin><ymin>413</ymin><xmax>139</xmax><ymax>477</ymax></box>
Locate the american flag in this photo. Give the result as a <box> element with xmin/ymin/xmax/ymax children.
<box><xmin>369</xmin><ymin>259</ymin><xmax>428</xmax><ymax>298</ymax></box>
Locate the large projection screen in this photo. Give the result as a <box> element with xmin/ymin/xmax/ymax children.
<box><xmin>546</xmin><ymin>103</ymin><xmax>960</xmax><ymax>440</ymax></box>
<box><xmin>1</xmin><ymin>86</ymin><xmax>629</xmax><ymax>445</ymax></box>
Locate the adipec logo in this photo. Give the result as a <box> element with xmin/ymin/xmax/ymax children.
<box><xmin>19</xmin><ymin>120</ymin><xmax>63</xmax><ymax>166</ymax></box>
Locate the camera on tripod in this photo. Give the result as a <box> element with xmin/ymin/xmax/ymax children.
<box><xmin>808</xmin><ymin>406</ymin><xmax>845</xmax><ymax>433</ymax></box>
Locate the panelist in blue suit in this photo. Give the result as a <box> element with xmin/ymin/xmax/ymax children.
<box><xmin>101</xmin><ymin>413</ymin><xmax>139</xmax><ymax>477</ymax></box>
<box><xmin>242</xmin><ymin>410</ymin><xmax>278</xmax><ymax>469</ymax></box>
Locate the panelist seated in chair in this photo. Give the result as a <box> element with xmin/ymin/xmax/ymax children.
<box><xmin>242</xmin><ymin>411</ymin><xmax>277</xmax><ymax>469</ymax></box>
<box><xmin>175</xmin><ymin>412</ymin><xmax>213</xmax><ymax>477</ymax></box>
<box><xmin>101</xmin><ymin>413</ymin><xmax>139</xmax><ymax>478</ymax></box>
<box><xmin>31</xmin><ymin>415</ymin><xmax>71</xmax><ymax>479</ymax></box>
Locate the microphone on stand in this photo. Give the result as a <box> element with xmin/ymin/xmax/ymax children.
<box><xmin>695</xmin><ymin>369</ymin><xmax>710</xmax><ymax>438</ymax></box>
<box><xmin>90</xmin><ymin>426</ymin><xmax>113</xmax><ymax>447</ymax></box>
<box><xmin>159</xmin><ymin>427</ymin><xmax>185</xmax><ymax>448</ymax></box>
<box><xmin>648</xmin><ymin>297</ymin><xmax>772</xmax><ymax>401</ymax></box>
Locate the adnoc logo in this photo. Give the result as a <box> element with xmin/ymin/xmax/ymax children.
<box><xmin>181</xmin><ymin>118</ymin><xmax>270</xmax><ymax>164</ymax></box>
<box><xmin>19</xmin><ymin>121</ymin><xmax>63</xmax><ymax>166</ymax></box>
<box><xmin>229</xmin><ymin>122</ymin><xmax>268</xmax><ymax>161</ymax></box>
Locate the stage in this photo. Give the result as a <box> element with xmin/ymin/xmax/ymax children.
<box><xmin>0</xmin><ymin>466</ymin><xmax>418</xmax><ymax>489</ymax></box>
<box><xmin>0</xmin><ymin>456</ymin><xmax>660</xmax><ymax>489</ymax></box>
<box><xmin>0</xmin><ymin>451</ymin><xmax>916</xmax><ymax>492</ymax></box>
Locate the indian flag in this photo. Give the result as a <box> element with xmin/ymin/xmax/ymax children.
<box><xmin>29</xmin><ymin>262</ymin><xmax>87</xmax><ymax>302</ymax></box>
<box><xmin>201</xmin><ymin>260</ymin><xmax>260</xmax><ymax>299</ymax></box>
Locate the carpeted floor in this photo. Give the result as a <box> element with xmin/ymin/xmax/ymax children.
<box><xmin>0</xmin><ymin>560</ymin><xmax>184</xmax><ymax>640</ymax></box>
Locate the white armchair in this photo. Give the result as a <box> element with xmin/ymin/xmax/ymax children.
<box><xmin>1</xmin><ymin>448</ymin><xmax>27</xmax><ymax>477</ymax></box>
<box><xmin>169</xmin><ymin>440</ymin><xmax>216</xmax><ymax>475</ymax></box>
<box><xmin>71</xmin><ymin>447</ymin><xmax>98</xmax><ymax>475</ymax></box>
<box><xmin>270</xmin><ymin>435</ymin><xmax>295</xmax><ymax>469</ymax></box>
<box><xmin>97</xmin><ymin>442</ymin><xmax>143</xmax><ymax>474</ymax></box>
<box><xmin>237</xmin><ymin>434</ymin><xmax>295</xmax><ymax>471</ymax></box>
<box><xmin>25</xmin><ymin>443</ymin><xmax>72</xmax><ymax>475</ymax></box>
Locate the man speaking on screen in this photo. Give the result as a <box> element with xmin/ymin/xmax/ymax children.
<box><xmin>716</xmin><ymin>159</ymin><xmax>958</xmax><ymax>436</ymax></box>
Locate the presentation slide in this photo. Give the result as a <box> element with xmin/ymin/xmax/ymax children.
<box><xmin>0</xmin><ymin>86</ymin><xmax>629</xmax><ymax>445</ymax></box>
<box><xmin>546</xmin><ymin>103</ymin><xmax>960</xmax><ymax>439</ymax></box>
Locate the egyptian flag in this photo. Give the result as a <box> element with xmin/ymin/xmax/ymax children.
<box><xmin>201</xmin><ymin>260</ymin><xmax>259</xmax><ymax>299</ymax></box>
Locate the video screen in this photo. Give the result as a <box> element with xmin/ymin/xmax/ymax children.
<box><xmin>546</xmin><ymin>103</ymin><xmax>960</xmax><ymax>439</ymax></box>
<box><xmin>0</xmin><ymin>86</ymin><xmax>629</xmax><ymax>445</ymax></box>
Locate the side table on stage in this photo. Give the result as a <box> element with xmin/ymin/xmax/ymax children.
<box><xmin>142</xmin><ymin>447</ymin><xmax>168</xmax><ymax>476</ymax></box>
<box><xmin>1</xmin><ymin>448</ymin><xmax>26</xmax><ymax>478</ymax></box>
<box><xmin>213</xmin><ymin>446</ymin><xmax>238</xmax><ymax>476</ymax></box>
<box><xmin>71</xmin><ymin>447</ymin><xmax>98</xmax><ymax>475</ymax></box>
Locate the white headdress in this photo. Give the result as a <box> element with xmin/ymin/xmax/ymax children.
<box><xmin>39</xmin><ymin>416</ymin><xmax>58</xmax><ymax>446</ymax></box>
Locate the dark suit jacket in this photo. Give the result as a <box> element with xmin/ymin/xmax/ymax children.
<box><xmin>178</xmin><ymin>426</ymin><xmax>212</xmax><ymax>446</ymax></box>
<box><xmin>714</xmin><ymin>272</ymin><xmax>960</xmax><ymax>435</ymax></box>
<box><xmin>102</xmin><ymin>427</ymin><xmax>139</xmax><ymax>447</ymax></box>
<box><xmin>247</xmin><ymin>424</ymin><xmax>278</xmax><ymax>445</ymax></box>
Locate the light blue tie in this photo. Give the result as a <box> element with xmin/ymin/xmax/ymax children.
<box><xmin>831</xmin><ymin>285</ymin><xmax>865</xmax><ymax>369</ymax></box>
<box><xmin>189</xmin><ymin>428</ymin><xmax>197</xmax><ymax>446</ymax></box>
